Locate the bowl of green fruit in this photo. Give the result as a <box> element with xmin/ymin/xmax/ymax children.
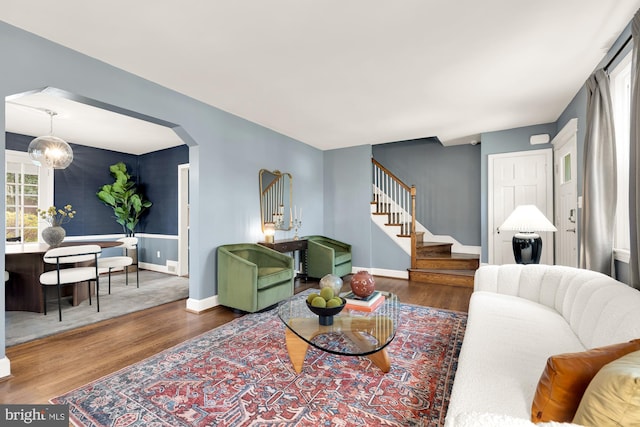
<box><xmin>305</xmin><ymin>287</ymin><xmax>346</xmax><ymax>325</ymax></box>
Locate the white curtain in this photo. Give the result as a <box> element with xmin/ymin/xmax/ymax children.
<box><xmin>580</xmin><ymin>69</ymin><xmax>617</xmax><ymax>275</ymax></box>
<box><xmin>629</xmin><ymin>11</ymin><xmax>640</xmax><ymax>288</ymax></box>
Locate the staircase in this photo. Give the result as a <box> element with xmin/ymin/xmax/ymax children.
<box><xmin>410</xmin><ymin>237</ymin><xmax>478</xmax><ymax>288</ymax></box>
<box><xmin>372</xmin><ymin>159</ymin><xmax>479</xmax><ymax>288</ymax></box>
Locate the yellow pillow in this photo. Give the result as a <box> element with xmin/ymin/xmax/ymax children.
<box><xmin>572</xmin><ymin>350</ymin><xmax>640</xmax><ymax>426</ymax></box>
<box><xmin>531</xmin><ymin>339</ymin><xmax>640</xmax><ymax>423</ymax></box>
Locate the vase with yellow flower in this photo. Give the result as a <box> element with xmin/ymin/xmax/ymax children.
<box><xmin>37</xmin><ymin>205</ymin><xmax>76</xmax><ymax>247</ymax></box>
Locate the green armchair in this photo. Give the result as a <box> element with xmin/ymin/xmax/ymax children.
<box><xmin>217</xmin><ymin>243</ymin><xmax>294</xmax><ymax>313</ymax></box>
<box><xmin>305</xmin><ymin>235</ymin><xmax>352</xmax><ymax>279</ymax></box>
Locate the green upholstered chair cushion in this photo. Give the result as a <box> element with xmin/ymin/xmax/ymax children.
<box><xmin>334</xmin><ymin>250</ymin><xmax>351</xmax><ymax>265</ymax></box>
<box><xmin>257</xmin><ymin>266</ymin><xmax>294</xmax><ymax>289</ymax></box>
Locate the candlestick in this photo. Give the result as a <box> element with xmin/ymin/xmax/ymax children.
<box><xmin>293</xmin><ymin>216</ymin><xmax>302</xmax><ymax>240</ymax></box>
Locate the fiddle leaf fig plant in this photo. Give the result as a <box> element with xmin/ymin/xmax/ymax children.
<box><xmin>97</xmin><ymin>162</ymin><xmax>152</xmax><ymax>236</ymax></box>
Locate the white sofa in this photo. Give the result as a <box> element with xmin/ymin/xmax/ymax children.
<box><xmin>444</xmin><ymin>264</ymin><xmax>640</xmax><ymax>426</ymax></box>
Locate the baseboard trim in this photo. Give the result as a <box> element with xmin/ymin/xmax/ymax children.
<box><xmin>139</xmin><ymin>262</ymin><xmax>176</xmax><ymax>275</ymax></box>
<box><xmin>0</xmin><ymin>357</ymin><xmax>11</xmax><ymax>379</ymax></box>
<box><xmin>351</xmin><ymin>267</ymin><xmax>408</xmax><ymax>279</ymax></box>
<box><xmin>370</xmin><ymin>268</ymin><xmax>409</xmax><ymax>279</ymax></box>
<box><xmin>186</xmin><ymin>295</ymin><xmax>219</xmax><ymax>314</ymax></box>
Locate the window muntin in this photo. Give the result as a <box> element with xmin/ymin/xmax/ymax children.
<box><xmin>5</xmin><ymin>150</ymin><xmax>53</xmax><ymax>243</ymax></box>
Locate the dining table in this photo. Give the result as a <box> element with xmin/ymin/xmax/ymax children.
<box><xmin>5</xmin><ymin>241</ymin><xmax>122</xmax><ymax>313</ymax></box>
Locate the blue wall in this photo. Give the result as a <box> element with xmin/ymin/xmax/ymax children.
<box><xmin>372</xmin><ymin>138</ymin><xmax>482</xmax><ymax>246</ymax></box>
<box><xmin>139</xmin><ymin>146</ymin><xmax>189</xmax><ymax>234</ymax></box>
<box><xmin>1</xmin><ymin>11</ymin><xmax>636</xmax><ymax>368</ymax></box>
<box><xmin>479</xmin><ymin>123</ymin><xmax>557</xmax><ymax>263</ymax></box>
<box><xmin>6</xmin><ymin>132</ymin><xmax>188</xmax><ymax>239</ymax></box>
<box><xmin>323</xmin><ymin>145</ymin><xmax>374</xmax><ymax>269</ymax></box>
<box><xmin>0</xmin><ymin>21</ymin><xmax>324</xmax><ymax>364</ymax></box>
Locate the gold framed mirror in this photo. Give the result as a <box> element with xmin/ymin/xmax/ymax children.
<box><xmin>259</xmin><ymin>169</ymin><xmax>292</xmax><ymax>232</ymax></box>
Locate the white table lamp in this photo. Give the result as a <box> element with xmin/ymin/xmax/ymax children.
<box><xmin>499</xmin><ymin>205</ymin><xmax>557</xmax><ymax>264</ymax></box>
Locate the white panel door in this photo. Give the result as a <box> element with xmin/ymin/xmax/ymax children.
<box><xmin>489</xmin><ymin>149</ymin><xmax>554</xmax><ymax>265</ymax></box>
<box><xmin>553</xmin><ymin>119</ymin><xmax>578</xmax><ymax>267</ymax></box>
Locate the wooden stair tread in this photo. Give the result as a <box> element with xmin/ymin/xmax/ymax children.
<box><xmin>415</xmin><ymin>257</ymin><xmax>479</xmax><ymax>270</ymax></box>
<box><xmin>416</xmin><ymin>241</ymin><xmax>455</xmax><ymax>256</ymax></box>
<box><xmin>408</xmin><ymin>268</ymin><xmax>475</xmax><ymax>288</ymax></box>
<box><xmin>417</xmin><ymin>252</ymin><xmax>479</xmax><ymax>260</ymax></box>
<box><xmin>369</xmin><ymin>191</ymin><xmax>478</xmax><ymax>289</ymax></box>
<box><xmin>416</xmin><ymin>242</ymin><xmax>452</xmax><ymax>248</ymax></box>
<box><xmin>409</xmin><ymin>268</ymin><xmax>475</xmax><ymax>277</ymax></box>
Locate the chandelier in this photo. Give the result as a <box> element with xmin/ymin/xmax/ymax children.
<box><xmin>27</xmin><ymin>110</ymin><xmax>73</xmax><ymax>169</ymax></box>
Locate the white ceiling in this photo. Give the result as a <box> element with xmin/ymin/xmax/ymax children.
<box><xmin>5</xmin><ymin>92</ymin><xmax>182</xmax><ymax>155</ymax></box>
<box><xmin>2</xmin><ymin>0</ymin><xmax>640</xmax><ymax>153</ymax></box>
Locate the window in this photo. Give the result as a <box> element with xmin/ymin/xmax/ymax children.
<box><xmin>610</xmin><ymin>52</ymin><xmax>632</xmax><ymax>253</ymax></box>
<box><xmin>5</xmin><ymin>150</ymin><xmax>53</xmax><ymax>243</ymax></box>
<box><xmin>562</xmin><ymin>152</ymin><xmax>572</xmax><ymax>184</ymax></box>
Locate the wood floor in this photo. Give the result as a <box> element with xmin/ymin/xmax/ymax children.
<box><xmin>0</xmin><ymin>275</ymin><xmax>472</xmax><ymax>405</ymax></box>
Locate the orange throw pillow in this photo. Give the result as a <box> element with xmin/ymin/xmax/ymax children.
<box><xmin>531</xmin><ymin>339</ymin><xmax>640</xmax><ymax>423</ymax></box>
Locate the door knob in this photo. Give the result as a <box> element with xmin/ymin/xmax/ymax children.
<box><xmin>566</xmin><ymin>228</ymin><xmax>576</xmax><ymax>233</ymax></box>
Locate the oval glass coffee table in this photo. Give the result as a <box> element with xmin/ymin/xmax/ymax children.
<box><xmin>277</xmin><ymin>292</ymin><xmax>399</xmax><ymax>373</ymax></box>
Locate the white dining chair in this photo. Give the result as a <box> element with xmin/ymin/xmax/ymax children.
<box><xmin>40</xmin><ymin>244</ymin><xmax>102</xmax><ymax>321</ymax></box>
<box><xmin>97</xmin><ymin>237</ymin><xmax>138</xmax><ymax>293</ymax></box>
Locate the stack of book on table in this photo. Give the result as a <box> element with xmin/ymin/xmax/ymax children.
<box><xmin>343</xmin><ymin>291</ymin><xmax>385</xmax><ymax>312</ymax></box>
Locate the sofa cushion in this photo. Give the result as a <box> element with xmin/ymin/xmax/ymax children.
<box><xmin>474</xmin><ymin>265</ymin><xmax>640</xmax><ymax>349</ymax></box>
<box><xmin>453</xmin><ymin>412</ymin><xmax>584</xmax><ymax>427</ymax></box>
<box><xmin>572</xmin><ymin>350</ymin><xmax>640</xmax><ymax>426</ymax></box>
<box><xmin>444</xmin><ymin>292</ymin><xmax>585</xmax><ymax>425</ymax></box>
<box><xmin>531</xmin><ymin>339</ymin><xmax>640</xmax><ymax>423</ymax></box>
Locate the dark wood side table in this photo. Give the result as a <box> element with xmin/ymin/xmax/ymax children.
<box><xmin>258</xmin><ymin>238</ymin><xmax>308</xmax><ymax>280</ymax></box>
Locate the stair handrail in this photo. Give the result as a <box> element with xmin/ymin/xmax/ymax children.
<box><xmin>371</xmin><ymin>158</ymin><xmax>417</xmax><ymax>268</ymax></box>
<box><xmin>371</xmin><ymin>159</ymin><xmax>411</xmax><ymax>192</ymax></box>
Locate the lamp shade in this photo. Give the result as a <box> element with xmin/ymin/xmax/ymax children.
<box><xmin>499</xmin><ymin>205</ymin><xmax>557</xmax><ymax>233</ymax></box>
<box><xmin>264</xmin><ymin>222</ymin><xmax>275</xmax><ymax>243</ymax></box>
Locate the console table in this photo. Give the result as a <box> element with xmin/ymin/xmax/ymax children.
<box><xmin>258</xmin><ymin>238</ymin><xmax>307</xmax><ymax>279</ymax></box>
<box><xmin>258</xmin><ymin>238</ymin><xmax>307</xmax><ymax>253</ymax></box>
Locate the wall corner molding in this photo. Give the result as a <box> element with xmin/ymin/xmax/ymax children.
<box><xmin>186</xmin><ymin>295</ymin><xmax>219</xmax><ymax>314</ymax></box>
<box><xmin>0</xmin><ymin>357</ymin><xmax>11</xmax><ymax>379</ymax></box>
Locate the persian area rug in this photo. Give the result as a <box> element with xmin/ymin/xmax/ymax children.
<box><xmin>52</xmin><ymin>303</ymin><xmax>467</xmax><ymax>427</ymax></box>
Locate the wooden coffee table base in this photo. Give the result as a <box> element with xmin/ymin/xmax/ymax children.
<box><xmin>284</xmin><ymin>327</ymin><xmax>391</xmax><ymax>374</ymax></box>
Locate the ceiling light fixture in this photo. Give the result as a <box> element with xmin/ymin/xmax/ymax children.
<box><xmin>27</xmin><ymin>110</ymin><xmax>73</xmax><ymax>169</ymax></box>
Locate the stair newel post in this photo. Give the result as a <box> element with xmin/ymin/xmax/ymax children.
<box><xmin>411</xmin><ymin>185</ymin><xmax>417</xmax><ymax>270</ymax></box>
<box><xmin>372</xmin><ymin>162</ymin><xmax>377</xmax><ymax>206</ymax></box>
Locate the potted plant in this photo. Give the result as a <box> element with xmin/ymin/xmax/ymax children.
<box><xmin>97</xmin><ymin>162</ymin><xmax>152</xmax><ymax>237</ymax></box>
<box><xmin>37</xmin><ymin>204</ymin><xmax>76</xmax><ymax>247</ymax></box>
